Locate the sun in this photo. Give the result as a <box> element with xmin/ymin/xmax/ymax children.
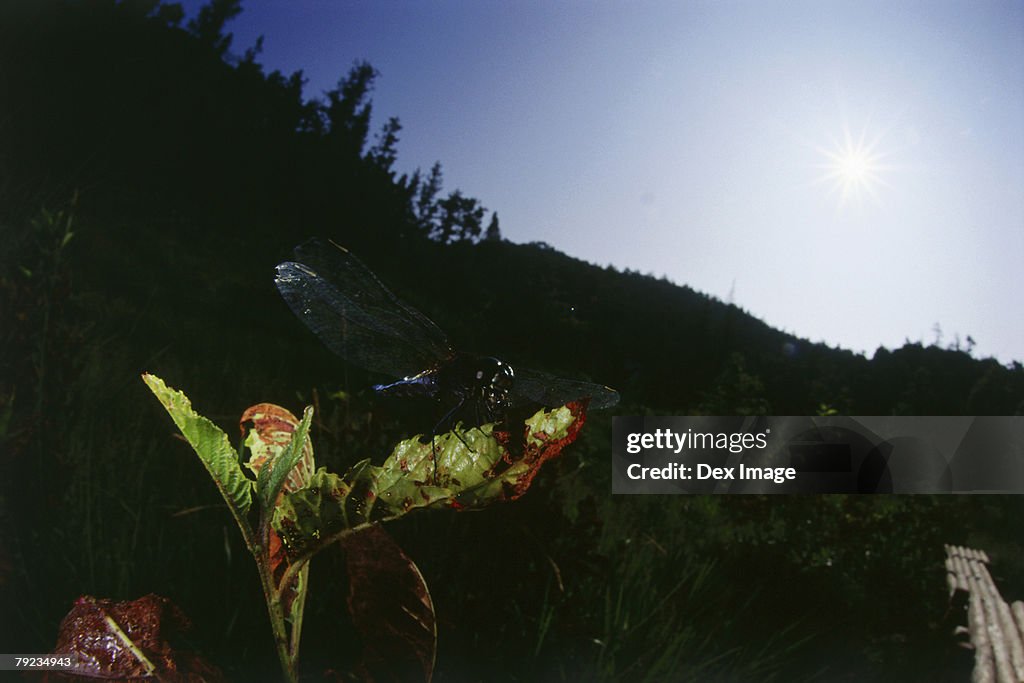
<box><xmin>817</xmin><ymin>124</ymin><xmax>889</xmax><ymax>207</ymax></box>
<box><xmin>838</xmin><ymin>150</ymin><xmax>870</xmax><ymax>181</ymax></box>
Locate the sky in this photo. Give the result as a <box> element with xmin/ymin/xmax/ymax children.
<box><xmin>183</xmin><ymin>0</ymin><xmax>1024</xmax><ymax>364</ymax></box>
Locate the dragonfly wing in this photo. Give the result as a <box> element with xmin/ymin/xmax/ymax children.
<box><xmin>514</xmin><ymin>367</ymin><xmax>620</xmax><ymax>410</ymax></box>
<box><xmin>275</xmin><ymin>239</ymin><xmax>454</xmax><ymax>379</ymax></box>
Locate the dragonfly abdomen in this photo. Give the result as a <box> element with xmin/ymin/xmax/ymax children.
<box><xmin>372</xmin><ymin>372</ymin><xmax>441</xmax><ymax>400</ymax></box>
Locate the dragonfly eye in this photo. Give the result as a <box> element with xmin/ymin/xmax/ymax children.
<box><xmin>476</xmin><ymin>358</ymin><xmax>514</xmax><ymax>416</ymax></box>
<box><xmin>484</xmin><ymin>383</ymin><xmax>512</xmax><ymax>414</ymax></box>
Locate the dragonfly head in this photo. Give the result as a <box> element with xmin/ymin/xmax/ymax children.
<box><xmin>476</xmin><ymin>357</ymin><xmax>514</xmax><ymax>418</ymax></box>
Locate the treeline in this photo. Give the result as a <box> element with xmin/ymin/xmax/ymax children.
<box><xmin>0</xmin><ymin>0</ymin><xmax>498</xmax><ymax>249</ymax></box>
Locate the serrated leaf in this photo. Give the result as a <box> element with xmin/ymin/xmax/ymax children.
<box><xmin>240</xmin><ymin>403</ymin><xmax>315</xmax><ymax>591</ymax></box>
<box><xmin>142</xmin><ymin>374</ymin><xmax>253</xmax><ymax>535</ymax></box>
<box><xmin>243</xmin><ymin>405</ymin><xmax>315</xmax><ymax>491</ymax></box>
<box><xmin>257</xmin><ymin>406</ymin><xmax>314</xmax><ymax>511</ymax></box>
<box><xmin>241</xmin><ymin>403</ymin><xmax>315</xmax><ymax>501</ymax></box>
<box><xmin>273</xmin><ymin>402</ymin><xmax>586</xmax><ymax>560</ymax></box>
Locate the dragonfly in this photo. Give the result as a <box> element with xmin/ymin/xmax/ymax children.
<box><xmin>274</xmin><ymin>239</ymin><xmax>619</xmax><ymax>433</ymax></box>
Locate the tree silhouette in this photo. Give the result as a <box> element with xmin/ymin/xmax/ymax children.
<box><xmin>369</xmin><ymin>116</ymin><xmax>402</xmax><ymax>174</ymax></box>
<box><xmin>484</xmin><ymin>212</ymin><xmax>502</xmax><ymax>241</ymax></box>
<box><xmin>409</xmin><ymin>162</ymin><xmax>444</xmax><ymax>236</ymax></box>
<box><xmin>434</xmin><ymin>190</ymin><xmax>486</xmax><ymax>243</ymax></box>
<box><xmin>187</xmin><ymin>0</ymin><xmax>241</xmax><ymax>56</ymax></box>
<box><xmin>323</xmin><ymin>61</ymin><xmax>377</xmax><ymax>158</ymax></box>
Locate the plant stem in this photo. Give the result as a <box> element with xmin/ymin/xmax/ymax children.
<box><xmin>288</xmin><ymin>562</ymin><xmax>310</xmax><ymax>663</ymax></box>
<box><xmin>257</xmin><ymin>552</ymin><xmax>298</xmax><ymax>683</ymax></box>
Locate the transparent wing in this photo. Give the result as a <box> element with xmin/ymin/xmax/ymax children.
<box><xmin>514</xmin><ymin>367</ymin><xmax>620</xmax><ymax>410</ymax></box>
<box><xmin>275</xmin><ymin>239</ymin><xmax>454</xmax><ymax>379</ymax></box>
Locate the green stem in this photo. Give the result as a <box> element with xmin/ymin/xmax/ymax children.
<box><xmin>255</xmin><ymin>515</ymin><xmax>299</xmax><ymax>683</ymax></box>
<box><xmin>257</xmin><ymin>548</ymin><xmax>298</xmax><ymax>683</ymax></box>
<box><xmin>287</xmin><ymin>562</ymin><xmax>310</xmax><ymax>663</ymax></box>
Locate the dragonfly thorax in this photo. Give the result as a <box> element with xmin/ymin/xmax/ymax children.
<box><xmin>439</xmin><ymin>354</ymin><xmax>514</xmax><ymax>421</ymax></box>
<box><xmin>479</xmin><ymin>356</ymin><xmax>515</xmax><ymax>417</ymax></box>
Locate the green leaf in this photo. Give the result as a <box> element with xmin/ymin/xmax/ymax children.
<box><xmin>142</xmin><ymin>374</ymin><xmax>253</xmax><ymax>537</ymax></box>
<box><xmin>257</xmin><ymin>406</ymin><xmax>314</xmax><ymax>511</ymax></box>
<box><xmin>241</xmin><ymin>403</ymin><xmax>315</xmax><ymax>496</ymax></box>
<box><xmin>273</xmin><ymin>402</ymin><xmax>586</xmax><ymax>560</ymax></box>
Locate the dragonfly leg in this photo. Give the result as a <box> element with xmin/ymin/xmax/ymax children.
<box><xmin>430</xmin><ymin>397</ymin><xmax>469</xmax><ymax>483</ymax></box>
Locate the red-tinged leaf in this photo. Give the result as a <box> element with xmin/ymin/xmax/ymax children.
<box><xmin>47</xmin><ymin>594</ymin><xmax>223</xmax><ymax>681</ymax></box>
<box><xmin>240</xmin><ymin>403</ymin><xmax>313</xmax><ymax>616</ymax></box>
<box><xmin>241</xmin><ymin>403</ymin><xmax>314</xmax><ymax>496</ymax></box>
<box><xmin>447</xmin><ymin>401</ymin><xmax>589</xmax><ymax>508</ymax></box>
<box><xmin>266</xmin><ymin>522</ymin><xmax>291</xmax><ymax>585</ymax></box>
<box><xmin>342</xmin><ymin>526</ymin><xmax>436</xmax><ymax>683</ymax></box>
<box><xmin>272</xmin><ymin>402</ymin><xmax>586</xmax><ymax>562</ymax></box>
<box><xmin>504</xmin><ymin>399</ymin><xmax>588</xmax><ymax>501</ymax></box>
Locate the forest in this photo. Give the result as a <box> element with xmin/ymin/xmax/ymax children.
<box><xmin>2</xmin><ymin>1</ymin><xmax>1023</xmax><ymax>680</ymax></box>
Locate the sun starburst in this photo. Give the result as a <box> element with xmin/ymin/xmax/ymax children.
<box><xmin>817</xmin><ymin>123</ymin><xmax>890</xmax><ymax>207</ymax></box>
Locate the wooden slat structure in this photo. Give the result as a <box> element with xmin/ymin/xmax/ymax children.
<box><xmin>945</xmin><ymin>544</ymin><xmax>1024</xmax><ymax>683</ymax></box>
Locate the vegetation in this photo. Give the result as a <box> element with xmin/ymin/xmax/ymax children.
<box><xmin>141</xmin><ymin>375</ymin><xmax>585</xmax><ymax>681</ymax></box>
<box><xmin>1</xmin><ymin>1</ymin><xmax>1022</xmax><ymax>680</ymax></box>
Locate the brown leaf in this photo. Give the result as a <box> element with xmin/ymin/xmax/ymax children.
<box><xmin>342</xmin><ymin>526</ymin><xmax>436</xmax><ymax>683</ymax></box>
<box><xmin>48</xmin><ymin>594</ymin><xmax>223</xmax><ymax>681</ymax></box>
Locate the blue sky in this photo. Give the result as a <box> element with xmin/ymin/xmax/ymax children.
<box><xmin>185</xmin><ymin>1</ymin><xmax>1024</xmax><ymax>363</ymax></box>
